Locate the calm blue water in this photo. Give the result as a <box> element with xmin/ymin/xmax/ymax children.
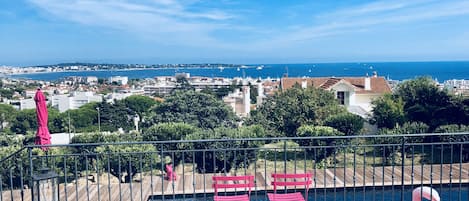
<box><xmin>9</xmin><ymin>61</ymin><xmax>469</xmax><ymax>81</ymax></box>
<box><xmin>150</xmin><ymin>186</ymin><xmax>468</xmax><ymax>201</ymax></box>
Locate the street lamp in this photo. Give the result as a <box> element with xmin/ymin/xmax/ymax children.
<box><xmin>96</xmin><ymin>107</ymin><xmax>100</xmax><ymax>133</ymax></box>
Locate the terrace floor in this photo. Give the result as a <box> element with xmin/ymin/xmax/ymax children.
<box><xmin>3</xmin><ymin>163</ymin><xmax>469</xmax><ymax>201</ymax></box>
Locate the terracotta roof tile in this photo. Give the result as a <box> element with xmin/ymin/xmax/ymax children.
<box><xmin>281</xmin><ymin>77</ymin><xmax>391</xmax><ymax>94</ymax></box>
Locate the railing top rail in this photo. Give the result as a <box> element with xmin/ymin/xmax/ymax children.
<box><xmin>0</xmin><ymin>147</ymin><xmax>26</xmax><ymax>164</ymax></box>
<box><xmin>22</xmin><ymin>132</ymin><xmax>469</xmax><ymax>149</ymax></box>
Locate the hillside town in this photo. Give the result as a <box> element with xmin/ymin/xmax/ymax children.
<box><xmin>1</xmin><ymin>72</ymin><xmax>467</xmax><ymax>116</ymax></box>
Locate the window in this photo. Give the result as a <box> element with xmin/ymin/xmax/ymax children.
<box><xmin>337</xmin><ymin>91</ymin><xmax>345</xmax><ymax>105</ymax></box>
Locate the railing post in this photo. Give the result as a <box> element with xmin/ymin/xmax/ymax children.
<box><xmin>283</xmin><ymin>140</ymin><xmax>287</xmax><ymax>176</ymax></box>
<box><xmin>160</xmin><ymin>144</ymin><xmax>164</xmax><ymax>201</ymax></box>
<box><xmin>401</xmin><ymin>136</ymin><xmax>406</xmax><ymax>201</ymax></box>
<box><xmin>28</xmin><ymin>147</ymin><xmax>34</xmax><ymax>201</ymax></box>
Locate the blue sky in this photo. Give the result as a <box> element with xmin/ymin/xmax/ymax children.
<box><xmin>1</xmin><ymin>0</ymin><xmax>469</xmax><ymax>65</ymax></box>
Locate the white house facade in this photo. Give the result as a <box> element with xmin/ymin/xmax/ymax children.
<box><xmin>281</xmin><ymin>76</ymin><xmax>392</xmax><ymax>118</ymax></box>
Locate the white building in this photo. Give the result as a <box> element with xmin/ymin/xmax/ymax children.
<box><xmin>144</xmin><ymin>74</ymin><xmax>233</xmax><ymax>96</ymax></box>
<box><xmin>51</xmin><ymin>91</ymin><xmax>103</xmax><ymax>112</ymax></box>
<box><xmin>281</xmin><ymin>76</ymin><xmax>392</xmax><ymax>118</ymax></box>
<box><xmin>105</xmin><ymin>89</ymin><xmax>145</xmax><ymax>103</ymax></box>
<box><xmin>223</xmin><ymin>86</ymin><xmax>251</xmax><ymax>117</ymax></box>
<box><xmin>109</xmin><ymin>76</ymin><xmax>128</xmax><ymax>85</ymax></box>
<box><xmin>86</xmin><ymin>76</ymin><xmax>98</xmax><ymax>85</ymax></box>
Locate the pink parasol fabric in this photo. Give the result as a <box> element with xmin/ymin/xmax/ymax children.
<box><xmin>34</xmin><ymin>89</ymin><xmax>51</xmax><ymax>150</ymax></box>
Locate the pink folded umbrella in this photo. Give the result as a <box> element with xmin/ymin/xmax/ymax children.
<box><xmin>34</xmin><ymin>89</ymin><xmax>51</xmax><ymax>151</ymax></box>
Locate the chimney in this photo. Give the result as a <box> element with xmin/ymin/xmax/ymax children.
<box><xmin>364</xmin><ymin>76</ymin><xmax>371</xmax><ymax>91</ymax></box>
<box><xmin>373</xmin><ymin>71</ymin><xmax>378</xmax><ymax>78</ymax></box>
<box><xmin>301</xmin><ymin>79</ymin><xmax>307</xmax><ymax>89</ymax></box>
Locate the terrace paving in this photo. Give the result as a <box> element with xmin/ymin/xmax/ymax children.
<box><xmin>2</xmin><ymin>163</ymin><xmax>468</xmax><ymax>201</ymax></box>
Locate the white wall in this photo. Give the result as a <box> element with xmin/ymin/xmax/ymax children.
<box><xmin>19</xmin><ymin>99</ymin><xmax>36</xmax><ymax>110</ymax></box>
<box><xmin>355</xmin><ymin>94</ymin><xmax>382</xmax><ymax>112</ymax></box>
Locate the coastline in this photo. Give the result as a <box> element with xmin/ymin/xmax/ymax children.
<box><xmin>5</xmin><ymin>61</ymin><xmax>469</xmax><ymax>82</ymax></box>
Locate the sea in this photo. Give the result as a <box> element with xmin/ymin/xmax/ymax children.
<box><xmin>8</xmin><ymin>61</ymin><xmax>469</xmax><ymax>82</ymax></box>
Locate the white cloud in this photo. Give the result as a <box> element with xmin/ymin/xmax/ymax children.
<box><xmin>255</xmin><ymin>0</ymin><xmax>469</xmax><ymax>49</ymax></box>
<box><xmin>27</xmin><ymin>0</ymin><xmax>469</xmax><ymax>54</ymax></box>
<box><xmin>28</xmin><ymin>0</ymin><xmax>235</xmax><ymax>46</ymax></box>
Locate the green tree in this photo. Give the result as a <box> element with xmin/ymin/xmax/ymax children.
<box><xmin>143</xmin><ymin>122</ymin><xmax>199</xmax><ymax>142</ymax></box>
<box><xmin>142</xmin><ymin>123</ymin><xmax>199</xmax><ymax>165</ymax></box>
<box><xmin>395</xmin><ymin>77</ymin><xmax>452</xmax><ymax>129</ymax></box>
<box><xmin>0</xmin><ymin>89</ymin><xmax>14</xmax><ymax>99</ymax></box>
<box><xmin>67</xmin><ymin>107</ymin><xmax>98</xmax><ymax>132</ymax></box>
<box><xmin>96</xmin><ymin>101</ymin><xmax>134</xmax><ymax>132</ymax></box>
<box><xmin>371</xmin><ymin>94</ymin><xmax>406</xmax><ymax>129</ymax></box>
<box><xmin>295</xmin><ymin>125</ymin><xmax>344</xmax><ymax>161</ymax></box>
<box><xmin>435</xmin><ymin>124</ymin><xmax>469</xmax><ymax>142</ymax></box>
<box><xmin>123</xmin><ymin>95</ymin><xmax>158</xmax><ymax>117</ymax></box>
<box><xmin>376</xmin><ymin>122</ymin><xmax>429</xmax><ymax>159</ymax></box>
<box><xmin>324</xmin><ymin>113</ymin><xmax>364</xmax><ymax>136</ymax></box>
<box><xmin>0</xmin><ymin>104</ymin><xmax>17</xmax><ymax>133</ymax></box>
<box><xmin>178</xmin><ymin>125</ymin><xmax>266</xmax><ymax>173</ymax></box>
<box><xmin>434</xmin><ymin>124</ymin><xmax>469</xmax><ymax>161</ymax></box>
<box><xmin>246</xmin><ymin>87</ymin><xmax>345</xmax><ymax>137</ymax></box>
<box><xmin>48</xmin><ymin>107</ymin><xmax>65</xmax><ymax>133</ymax></box>
<box><xmin>147</xmin><ymin>91</ymin><xmax>238</xmax><ymax>129</ymax></box>
<box><xmin>249</xmin><ymin>83</ymin><xmax>258</xmax><ymax>104</ymax></box>
<box><xmin>95</xmin><ymin>143</ymin><xmax>160</xmax><ymax>183</ymax></box>
<box><xmin>10</xmin><ymin>109</ymin><xmax>36</xmax><ymax>134</ymax></box>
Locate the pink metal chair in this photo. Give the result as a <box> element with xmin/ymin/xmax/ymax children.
<box><xmin>165</xmin><ymin>164</ymin><xmax>177</xmax><ymax>181</ymax></box>
<box><xmin>212</xmin><ymin>175</ymin><xmax>255</xmax><ymax>201</ymax></box>
<box><xmin>268</xmin><ymin>173</ymin><xmax>313</xmax><ymax>201</ymax></box>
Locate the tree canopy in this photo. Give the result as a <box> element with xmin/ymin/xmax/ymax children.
<box><xmin>371</xmin><ymin>94</ymin><xmax>406</xmax><ymax>129</ymax></box>
<box><xmin>123</xmin><ymin>95</ymin><xmax>159</xmax><ymax>117</ymax></box>
<box><xmin>373</xmin><ymin>77</ymin><xmax>469</xmax><ymax>130</ymax></box>
<box><xmin>146</xmin><ymin>90</ymin><xmax>238</xmax><ymax>130</ymax></box>
<box><xmin>246</xmin><ymin>86</ymin><xmax>346</xmax><ymax>137</ymax></box>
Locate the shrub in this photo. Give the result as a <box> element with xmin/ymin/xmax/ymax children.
<box><xmin>295</xmin><ymin>125</ymin><xmax>344</xmax><ymax>161</ymax></box>
<box><xmin>324</xmin><ymin>113</ymin><xmax>364</xmax><ymax>136</ymax></box>
<box><xmin>371</xmin><ymin>94</ymin><xmax>406</xmax><ymax>129</ymax></box>
<box><xmin>178</xmin><ymin>125</ymin><xmax>266</xmax><ymax>173</ymax></box>
<box><xmin>142</xmin><ymin>122</ymin><xmax>199</xmax><ymax>165</ymax></box>
<box><xmin>95</xmin><ymin>144</ymin><xmax>160</xmax><ymax>183</ymax></box>
<box><xmin>376</xmin><ymin>122</ymin><xmax>429</xmax><ymax>157</ymax></box>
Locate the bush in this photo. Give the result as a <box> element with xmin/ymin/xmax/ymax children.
<box><xmin>142</xmin><ymin>123</ymin><xmax>199</xmax><ymax>142</ymax></box>
<box><xmin>95</xmin><ymin>144</ymin><xmax>160</xmax><ymax>183</ymax></box>
<box><xmin>371</xmin><ymin>94</ymin><xmax>406</xmax><ymax>129</ymax></box>
<box><xmin>70</xmin><ymin>132</ymin><xmax>122</xmax><ymax>153</ymax></box>
<box><xmin>295</xmin><ymin>125</ymin><xmax>344</xmax><ymax>161</ymax></box>
<box><xmin>178</xmin><ymin>125</ymin><xmax>266</xmax><ymax>173</ymax></box>
<box><xmin>324</xmin><ymin>113</ymin><xmax>364</xmax><ymax>136</ymax></box>
<box><xmin>434</xmin><ymin>124</ymin><xmax>469</xmax><ymax>161</ymax></box>
<box><xmin>376</xmin><ymin>122</ymin><xmax>429</xmax><ymax>157</ymax></box>
<box><xmin>142</xmin><ymin>122</ymin><xmax>199</xmax><ymax>165</ymax></box>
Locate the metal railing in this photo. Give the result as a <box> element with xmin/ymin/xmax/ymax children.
<box><xmin>1</xmin><ymin>132</ymin><xmax>468</xmax><ymax>201</ymax></box>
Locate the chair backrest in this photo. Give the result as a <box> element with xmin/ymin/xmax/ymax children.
<box><xmin>271</xmin><ymin>173</ymin><xmax>313</xmax><ymax>196</ymax></box>
<box><xmin>212</xmin><ymin>175</ymin><xmax>255</xmax><ymax>195</ymax></box>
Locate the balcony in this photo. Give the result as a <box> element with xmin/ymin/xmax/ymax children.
<box><xmin>1</xmin><ymin>133</ymin><xmax>468</xmax><ymax>201</ymax></box>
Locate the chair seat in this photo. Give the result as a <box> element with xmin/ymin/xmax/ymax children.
<box><xmin>214</xmin><ymin>194</ymin><xmax>250</xmax><ymax>201</ymax></box>
<box><xmin>267</xmin><ymin>192</ymin><xmax>305</xmax><ymax>201</ymax></box>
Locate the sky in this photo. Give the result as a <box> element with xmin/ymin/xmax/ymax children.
<box><xmin>1</xmin><ymin>0</ymin><xmax>469</xmax><ymax>66</ymax></box>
